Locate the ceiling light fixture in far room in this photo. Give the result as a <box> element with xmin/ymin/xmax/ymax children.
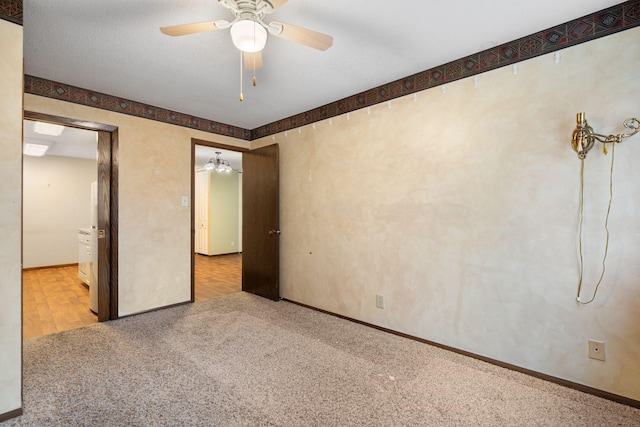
<box><xmin>23</xmin><ymin>142</ymin><xmax>50</xmax><ymax>157</ymax></box>
<box><xmin>204</xmin><ymin>152</ymin><xmax>233</xmax><ymax>174</ymax></box>
<box><xmin>33</xmin><ymin>121</ymin><xmax>64</xmax><ymax>136</ymax></box>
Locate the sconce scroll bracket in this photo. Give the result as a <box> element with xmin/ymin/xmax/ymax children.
<box><xmin>571</xmin><ymin>113</ymin><xmax>640</xmax><ymax>159</ymax></box>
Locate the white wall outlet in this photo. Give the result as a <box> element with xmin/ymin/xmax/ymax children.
<box><xmin>588</xmin><ymin>339</ymin><xmax>605</xmax><ymax>361</ymax></box>
<box><xmin>375</xmin><ymin>294</ymin><xmax>385</xmax><ymax>309</ymax></box>
<box><xmin>181</xmin><ymin>196</ymin><xmax>189</xmax><ymax>207</ymax></box>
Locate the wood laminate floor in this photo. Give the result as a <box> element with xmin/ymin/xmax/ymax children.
<box><xmin>23</xmin><ymin>265</ymin><xmax>97</xmax><ymax>340</ymax></box>
<box><xmin>194</xmin><ymin>253</ymin><xmax>242</xmax><ymax>301</ymax></box>
<box><xmin>23</xmin><ymin>253</ymin><xmax>242</xmax><ymax>339</ymax></box>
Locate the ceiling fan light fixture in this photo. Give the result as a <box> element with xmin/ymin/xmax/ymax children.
<box><xmin>230</xmin><ymin>19</ymin><xmax>267</xmax><ymax>52</ymax></box>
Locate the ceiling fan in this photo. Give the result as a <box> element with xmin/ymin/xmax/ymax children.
<box><xmin>160</xmin><ymin>0</ymin><xmax>333</xmax><ymax>73</ymax></box>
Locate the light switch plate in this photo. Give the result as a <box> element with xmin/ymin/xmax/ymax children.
<box><xmin>181</xmin><ymin>196</ymin><xmax>189</xmax><ymax>207</ymax></box>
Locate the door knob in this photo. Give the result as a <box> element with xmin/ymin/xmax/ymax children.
<box><xmin>268</xmin><ymin>229</ymin><xmax>281</xmax><ymax>235</ymax></box>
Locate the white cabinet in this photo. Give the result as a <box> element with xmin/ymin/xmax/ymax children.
<box><xmin>194</xmin><ymin>169</ymin><xmax>240</xmax><ymax>255</ymax></box>
<box><xmin>78</xmin><ymin>229</ymin><xmax>92</xmax><ymax>285</ymax></box>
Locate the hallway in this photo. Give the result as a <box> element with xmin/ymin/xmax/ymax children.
<box><xmin>194</xmin><ymin>253</ymin><xmax>242</xmax><ymax>301</ymax></box>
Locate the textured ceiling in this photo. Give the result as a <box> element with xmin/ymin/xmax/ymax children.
<box><xmin>24</xmin><ymin>0</ymin><xmax>624</xmax><ymax>130</ymax></box>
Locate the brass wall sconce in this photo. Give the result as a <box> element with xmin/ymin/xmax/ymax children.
<box><xmin>571</xmin><ymin>111</ymin><xmax>639</xmax><ymax>304</ymax></box>
<box><xmin>571</xmin><ymin>112</ymin><xmax>640</xmax><ymax>159</ymax></box>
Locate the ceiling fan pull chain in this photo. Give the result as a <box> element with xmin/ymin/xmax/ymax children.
<box><xmin>252</xmin><ymin>53</ymin><xmax>257</xmax><ymax>86</ymax></box>
<box><xmin>239</xmin><ymin>50</ymin><xmax>244</xmax><ymax>102</ymax></box>
<box><xmin>252</xmin><ymin>15</ymin><xmax>258</xmax><ymax>87</ymax></box>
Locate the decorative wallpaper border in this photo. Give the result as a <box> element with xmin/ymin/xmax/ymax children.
<box><xmin>252</xmin><ymin>0</ymin><xmax>640</xmax><ymax>139</ymax></box>
<box><xmin>24</xmin><ymin>75</ymin><xmax>253</xmax><ymax>140</ymax></box>
<box><xmin>7</xmin><ymin>0</ymin><xmax>640</xmax><ymax>141</ymax></box>
<box><xmin>0</xmin><ymin>0</ymin><xmax>22</xmax><ymax>25</ymax></box>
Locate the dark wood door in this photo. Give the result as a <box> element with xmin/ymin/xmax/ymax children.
<box><xmin>242</xmin><ymin>144</ymin><xmax>279</xmax><ymax>301</ymax></box>
<box><xmin>97</xmin><ymin>129</ymin><xmax>114</xmax><ymax>321</ymax></box>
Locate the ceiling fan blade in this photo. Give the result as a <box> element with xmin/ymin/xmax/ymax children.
<box><xmin>160</xmin><ymin>20</ymin><xmax>230</xmax><ymax>37</ymax></box>
<box><xmin>244</xmin><ymin>51</ymin><xmax>264</xmax><ymax>71</ymax></box>
<box><xmin>269</xmin><ymin>21</ymin><xmax>333</xmax><ymax>51</ymax></box>
<box><xmin>266</xmin><ymin>0</ymin><xmax>288</xmax><ymax>10</ymax></box>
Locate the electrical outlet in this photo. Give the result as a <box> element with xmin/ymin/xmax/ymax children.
<box><xmin>588</xmin><ymin>339</ymin><xmax>605</xmax><ymax>361</ymax></box>
<box><xmin>375</xmin><ymin>294</ymin><xmax>385</xmax><ymax>309</ymax></box>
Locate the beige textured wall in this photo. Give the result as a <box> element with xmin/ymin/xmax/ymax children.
<box><xmin>24</xmin><ymin>94</ymin><xmax>249</xmax><ymax>316</ymax></box>
<box><xmin>0</xmin><ymin>19</ymin><xmax>23</xmax><ymax>415</ymax></box>
<box><xmin>254</xmin><ymin>27</ymin><xmax>640</xmax><ymax>400</ymax></box>
<box><xmin>23</xmin><ymin>155</ymin><xmax>97</xmax><ymax>268</ymax></box>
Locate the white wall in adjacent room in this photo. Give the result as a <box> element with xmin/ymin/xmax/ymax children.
<box><xmin>23</xmin><ymin>155</ymin><xmax>97</xmax><ymax>268</ymax></box>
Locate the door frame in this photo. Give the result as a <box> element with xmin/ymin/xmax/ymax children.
<box><xmin>190</xmin><ymin>138</ymin><xmax>248</xmax><ymax>302</ymax></box>
<box><xmin>24</xmin><ymin>111</ymin><xmax>119</xmax><ymax>321</ymax></box>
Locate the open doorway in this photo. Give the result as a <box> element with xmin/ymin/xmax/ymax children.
<box><xmin>192</xmin><ymin>140</ymin><xmax>247</xmax><ymax>301</ymax></box>
<box><xmin>22</xmin><ymin>119</ymin><xmax>99</xmax><ymax>338</ymax></box>
<box><xmin>23</xmin><ymin>111</ymin><xmax>119</xmax><ymax>339</ymax></box>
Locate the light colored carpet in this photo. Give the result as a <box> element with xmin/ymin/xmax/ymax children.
<box><xmin>3</xmin><ymin>292</ymin><xmax>639</xmax><ymax>426</ymax></box>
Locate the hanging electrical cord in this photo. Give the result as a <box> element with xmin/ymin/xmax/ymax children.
<box><xmin>571</xmin><ymin>113</ymin><xmax>639</xmax><ymax>304</ymax></box>
<box><xmin>576</xmin><ymin>140</ymin><xmax>615</xmax><ymax>304</ymax></box>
